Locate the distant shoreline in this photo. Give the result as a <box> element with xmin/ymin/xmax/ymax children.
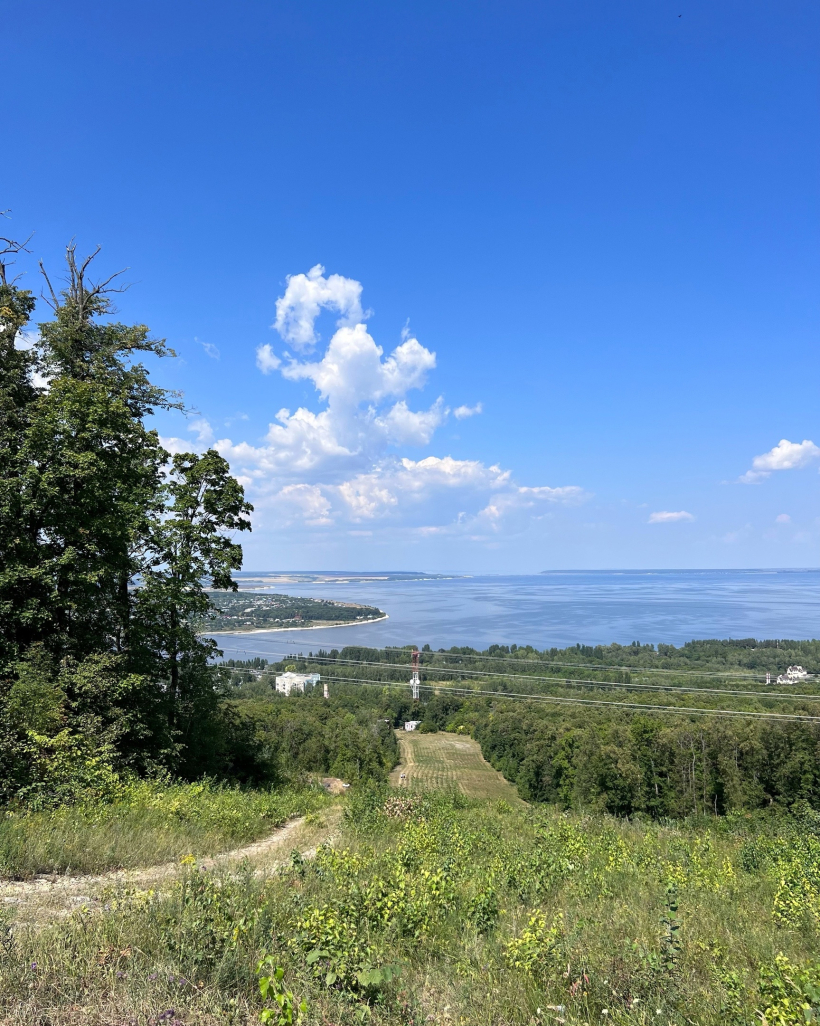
<box><xmin>205</xmin><ymin>613</ymin><xmax>389</xmax><ymax>636</ymax></box>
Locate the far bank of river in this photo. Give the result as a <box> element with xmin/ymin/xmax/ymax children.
<box><xmin>206</xmin><ymin>569</ymin><xmax>820</xmax><ymax>662</ymax></box>
<box><xmin>208</xmin><ymin>613</ymin><xmax>389</xmax><ymax>636</ymax></box>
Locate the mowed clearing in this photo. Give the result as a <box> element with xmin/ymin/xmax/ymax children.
<box><xmin>390</xmin><ymin>731</ymin><xmax>524</xmax><ymax>803</ymax></box>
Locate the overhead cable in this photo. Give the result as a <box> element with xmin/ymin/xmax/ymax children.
<box><xmin>318</xmin><ymin>674</ymin><xmax>820</xmax><ymax>723</ymax></box>
<box><xmin>260</xmin><ymin>653</ymin><xmax>820</xmax><ymax>702</ymax></box>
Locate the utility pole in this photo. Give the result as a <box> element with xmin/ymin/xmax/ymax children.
<box><xmin>410</xmin><ymin>648</ymin><xmax>420</xmax><ymax>701</ymax></box>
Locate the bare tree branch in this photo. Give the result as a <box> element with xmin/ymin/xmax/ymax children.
<box><xmin>39</xmin><ymin>241</ymin><xmax>131</xmax><ymax>321</ymax></box>
<box><xmin>38</xmin><ymin>260</ymin><xmax>59</xmax><ymax>309</ymax></box>
<box><xmin>0</xmin><ymin>209</ymin><xmax>34</xmax><ymax>286</ymax></box>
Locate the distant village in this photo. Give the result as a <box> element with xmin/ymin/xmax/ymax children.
<box><xmin>206</xmin><ymin>591</ymin><xmax>385</xmax><ymax>632</ymax></box>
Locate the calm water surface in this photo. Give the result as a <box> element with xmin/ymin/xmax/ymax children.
<box><xmin>208</xmin><ymin>570</ymin><xmax>820</xmax><ymax>661</ymax></box>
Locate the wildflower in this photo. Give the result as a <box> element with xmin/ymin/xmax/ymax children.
<box><xmin>30</xmin><ymin>962</ymin><xmax>37</xmax><ymax>970</ymax></box>
<box><xmin>116</xmin><ymin>970</ymin><xmax>126</xmax><ymax>979</ymax></box>
<box><xmin>149</xmin><ymin>973</ymin><xmax>158</xmax><ymax>981</ymax></box>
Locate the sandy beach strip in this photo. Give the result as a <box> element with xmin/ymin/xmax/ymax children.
<box><xmin>205</xmin><ymin>613</ymin><xmax>389</xmax><ymax>636</ymax></box>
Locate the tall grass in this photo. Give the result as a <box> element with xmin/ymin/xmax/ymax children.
<box><xmin>0</xmin><ymin>779</ymin><xmax>329</xmax><ymax>879</ymax></box>
<box><xmin>2</xmin><ymin>787</ymin><xmax>819</xmax><ymax>1024</ymax></box>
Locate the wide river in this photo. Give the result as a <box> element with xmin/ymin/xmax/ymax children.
<box><xmin>208</xmin><ymin>569</ymin><xmax>820</xmax><ymax>661</ymax></box>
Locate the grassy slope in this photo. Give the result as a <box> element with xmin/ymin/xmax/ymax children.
<box><xmin>3</xmin><ymin>744</ymin><xmax>819</xmax><ymax>1025</ymax></box>
<box><xmin>5</xmin><ymin>791</ymin><xmax>819</xmax><ymax>1025</ymax></box>
<box><xmin>0</xmin><ymin>782</ymin><xmax>330</xmax><ymax>879</ymax></box>
<box><xmin>389</xmin><ymin>730</ymin><xmax>523</xmax><ymax>803</ymax></box>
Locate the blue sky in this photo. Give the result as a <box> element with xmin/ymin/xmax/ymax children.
<box><xmin>6</xmin><ymin>0</ymin><xmax>819</xmax><ymax>571</ymax></box>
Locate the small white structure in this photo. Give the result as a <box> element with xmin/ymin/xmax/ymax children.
<box><xmin>777</xmin><ymin>665</ymin><xmax>810</xmax><ymax>685</ymax></box>
<box><xmin>275</xmin><ymin>672</ymin><xmax>321</xmax><ymax>696</ymax></box>
<box><xmin>404</xmin><ymin>720</ymin><xmax>421</xmax><ymax>731</ymax></box>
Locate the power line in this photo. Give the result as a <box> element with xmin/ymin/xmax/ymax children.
<box><xmin>253</xmin><ymin>652</ymin><xmax>820</xmax><ymax>702</ymax></box>
<box><xmin>226</xmin><ymin>636</ymin><xmax>813</xmax><ymax>683</ymax></box>
<box><xmin>319</xmin><ymin>674</ymin><xmax>820</xmax><ymax>723</ymax></box>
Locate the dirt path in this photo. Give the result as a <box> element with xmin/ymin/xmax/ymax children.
<box><xmin>1</xmin><ymin>807</ymin><xmax>341</xmax><ymax>925</ymax></box>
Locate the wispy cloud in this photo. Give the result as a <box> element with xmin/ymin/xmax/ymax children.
<box><xmin>648</xmin><ymin>510</ymin><xmax>694</xmax><ymax>523</ymax></box>
<box><xmin>740</xmin><ymin>439</ymin><xmax>820</xmax><ymax>483</ymax></box>
<box><xmin>197</xmin><ymin>338</ymin><xmax>220</xmax><ymax>359</ymax></box>
<box><xmin>454</xmin><ymin>402</ymin><xmax>483</xmax><ymax>420</ymax></box>
<box><xmin>776</xmin><ymin>513</ymin><xmax>791</xmax><ymax>524</ymax></box>
<box><xmin>224</xmin><ymin>412</ymin><xmax>249</xmax><ymax>427</ymax></box>
<box><xmin>722</xmin><ymin>523</ymin><xmax>753</xmax><ymax>544</ymax></box>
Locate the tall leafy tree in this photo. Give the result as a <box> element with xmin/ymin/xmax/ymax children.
<box><xmin>10</xmin><ymin>244</ymin><xmax>180</xmax><ymax>660</ymax></box>
<box><xmin>133</xmin><ymin>449</ymin><xmax>252</xmax><ymax>763</ymax></box>
<box><xmin>0</xmin><ymin>219</ymin><xmax>38</xmax><ymax>668</ymax></box>
<box><xmin>1</xmin><ymin>237</ymin><xmax>256</xmax><ymax>794</ymax></box>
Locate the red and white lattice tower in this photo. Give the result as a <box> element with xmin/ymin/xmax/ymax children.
<box><xmin>410</xmin><ymin>648</ymin><xmax>420</xmax><ymax>701</ymax></box>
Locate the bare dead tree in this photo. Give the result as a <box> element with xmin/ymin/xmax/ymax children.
<box><xmin>0</xmin><ymin>210</ymin><xmax>34</xmax><ymax>286</ymax></box>
<box><xmin>39</xmin><ymin>240</ymin><xmax>130</xmax><ymax>323</ymax></box>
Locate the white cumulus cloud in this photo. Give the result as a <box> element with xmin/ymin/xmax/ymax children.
<box><xmin>454</xmin><ymin>402</ymin><xmax>483</xmax><ymax>419</ymax></box>
<box><xmin>648</xmin><ymin>510</ymin><xmax>694</xmax><ymax>523</ymax></box>
<box><xmin>741</xmin><ymin>439</ymin><xmax>820</xmax><ymax>483</ymax></box>
<box><xmin>184</xmin><ymin>266</ymin><xmax>588</xmax><ymax>539</ymax></box>
<box><xmin>274</xmin><ymin>264</ymin><xmax>368</xmax><ymax>351</ymax></box>
<box><xmin>271</xmin><ymin>484</ymin><xmax>334</xmax><ymax>526</ymax></box>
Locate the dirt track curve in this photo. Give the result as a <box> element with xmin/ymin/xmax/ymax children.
<box><xmin>0</xmin><ymin>808</ymin><xmax>341</xmax><ymax>926</ymax></box>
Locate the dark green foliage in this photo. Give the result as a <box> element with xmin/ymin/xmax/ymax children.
<box><xmin>230</xmin><ymin>685</ymin><xmax>400</xmax><ymax>784</ymax></box>
<box><xmin>225</xmin><ymin>637</ymin><xmax>820</xmax><ymax>818</ymax></box>
<box><xmin>130</xmin><ymin>448</ymin><xmax>252</xmax><ymax>740</ymax></box>
<box><xmin>3</xmin><ymin>245</ymin><xmax>177</xmax><ymax>666</ymax></box>
<box><xmin>454</xmin><ymin>700</ymin><xmax>820</xmax><ymax>817</ymax></box>
<box><xmin>0</xmin><ymin>241</ymin><xmax>258</xmax><ymax>802</ymax></box>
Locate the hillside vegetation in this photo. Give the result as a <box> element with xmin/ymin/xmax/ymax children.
<box><xmin>5</xmin><ymin>787</ymin><xmax>820</xmax><ymax>1025</ymax></box>
<box><xmin>0</xmin><ymin>781</ymin><xmax>330</xmax><ymax>879</ymax></box>
<box><xmin>225</xmin><ymin>640</ymin><xmax>820</xmax><ymax>818</ymax></box>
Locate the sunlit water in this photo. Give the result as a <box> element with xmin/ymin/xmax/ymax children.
<box><xmin>207</xmin><ymin>569</ymin><xmax>820</xmax><ymax>661</ymax></box>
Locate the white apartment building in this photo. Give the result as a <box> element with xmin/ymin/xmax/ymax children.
<box><xmin>275</xmin><ymin>671</ymin><xmax>321</xmax><ymax>696</ymax></box>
